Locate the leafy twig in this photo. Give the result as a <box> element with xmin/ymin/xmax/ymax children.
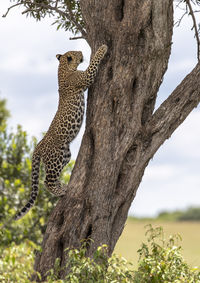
<box><xmin>2</xmin><ymin>3</ymin><xmax>22</xmax><ymax>18</ymax></box>
<box><xmin>22</xmin><ymin>2</ymin><xmax>85</xmax><ymax>34</ymax></box>
<box><xmin>65</xmin><ymin>1</ymin><xmax>86</xmax><ymax>38</ymax></box>
<box><xmin>2</xmin><ymin>0</ymin><xmax>87</xmax><ymax>40</ymax></box>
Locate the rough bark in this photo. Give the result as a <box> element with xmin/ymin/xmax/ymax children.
<box><xmin>33</xmin><ymin>0</ymin><xmax>200</xmax><ymax>280</ymax></box>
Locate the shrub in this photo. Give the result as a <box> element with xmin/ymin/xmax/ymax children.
<box><xmin>134</xmin><ymin>224</ymin><xmax>200</xmax><ymax>282</ymax></box>
<box><xmin>1</xmin><ymin>226</ymin><xmax>200</xmax><ymax>282</ymax></box>
<box><xmin>0</xmin><ymin>241</ymin><xmax>134</xmax><ymax>283</ymax></box>
<box><xmin>0</xmin><ymin>241</ymin><xmax>36</xmax><ymax>282</ymax></box>
<box><xmin>47</xmin><ymin>242</ymin><xmax>134</xmax><ymax>282</ymax></box>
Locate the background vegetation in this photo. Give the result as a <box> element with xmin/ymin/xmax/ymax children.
<box><xmin>0</xmin><ymin>96</ymin><xmax>74</xmax><ymax>246</ymax></box>
<box><xmin>0</xmin><ymin>96</ymin><xmax>200</xmax><ymax>281</ymax></box>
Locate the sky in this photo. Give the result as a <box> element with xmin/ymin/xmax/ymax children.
<box><xmin>0</xmin><ymin>2</ymin><xmax>200</xmax><ymax>217</ymax></box>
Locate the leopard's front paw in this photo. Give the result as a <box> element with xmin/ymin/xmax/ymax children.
<box><xmin>99</xmin><ymin>44</ymin><xmax>108</xmax><ymax>54</ymax></box>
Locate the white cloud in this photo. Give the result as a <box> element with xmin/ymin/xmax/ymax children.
<box><xmin>169</xmin><ymin>58</ymin><xmax>196</xmax><ymax>75</ymax></box>
<box><xmin>131</xmin><ymin>162</ymin><xmax>200</xmax><ymax>217</ymax></box>
<box><xmin>153</xmin><ymin>109</ymin><xmax>200</xmax><ymax>164</ymax></box>
<box><xmin>144</xmin><ymin>164</ymin><xmax>177</xmax><ymax>181</ymax></box>
<box><xmin>169</xmin><ymin>110</ymin><xmax>200</xmax><ymax>159</ymax></box>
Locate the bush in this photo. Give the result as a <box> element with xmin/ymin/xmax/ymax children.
<box><xmin>1</xmin><ymin>225</ymin><xmax>200</xmax><ymax>282</ymax></box>
<box><xmin>0</xmin><ymin>241</ymin><xmax>134</xmax><ymax>283</ymax></box>
<box><xmin>0</xmin><ymin>241</ymin><xmax>36</xmax><ymax>282</ymax></box>
<box><xmin>47</xmin><ymin>242</ymin><xmax>134</xmax><ymax>283</ymax></box>
<box><xmin>134</xmin><ymin>224</ymin><xmax>200</xmax><ymax>282</ymax></box>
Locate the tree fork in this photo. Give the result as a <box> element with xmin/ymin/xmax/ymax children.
<box><xmin>33</xmin><ymin>0</ymin><xmax>200</xmax><ymax>280</ymax></box>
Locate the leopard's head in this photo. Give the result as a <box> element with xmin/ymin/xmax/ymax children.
<box><xmin>56</xmin><ymin>51</ymin><xmax>83</xmax><ymax>71</ymax></box>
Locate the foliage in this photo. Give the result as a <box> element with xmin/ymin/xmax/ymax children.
<box><xmin>4</xmin><ymin>0</ymin><xmax>85</xmax><ymax>36</ymax></box>
<box><xmin>157</xmin><ymin>207</ymin><xmax>200</xmax><ymax>222</ymax></box>
<box><xmin>156</xmin><ymin>210</ymin><xmax>183</xmax><ymax>221</ymax></box>
<box><xmin>47</xmin><ymin>242</ymin><xmax>134</xmax><ymax>282</ymax></box>
<box><xmin>0</xmin><ymin>97</ymin><xmax>74</xmax><ymax>246</ymax></box>
<box><xmin>4</xmin><ymin>1</ymin><xmax>200</xmax><ymax>47</ymax></box>
<box><xmin>0</xmin><ymin>97</ymin><xmax>10</xmax><ymax>130</ymax></box>
<box><xmin>133</xmin><ymin>224</ymin><xmax>200</xmax><ymax>282</ymax></box>
<box><xmin>52</xmin><ymin>0</ymin><xmax>84</xmax><ymax>34</ymax></box>
<box><xmin>0</xmin><ymin>241</ymin><xmax>36</xmax><ymax>282</ymax></box>
<box><xmin>130</xmin><ymin>206</ymin><xmax>200</xmax><ymax>222</ymax></box>
<box><xmin>1</xmin><ymin>226</ymin><xmax>200</xmax><ymax>282</ymax></box>
<box><xmin>177</xmin><ymin>207</ymin><xmax>200</xmax><ymax>221</ymax></box>
<box><xmin>0</xmin><ymin>241</ymin><xmax>134</xmax><ymax>283</ymax></box>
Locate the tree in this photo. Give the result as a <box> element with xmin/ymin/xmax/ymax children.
<box><xmin>3</xmin><ymin>0</ymin><xmax>200</xmax><ymax>280</ymax></box>
<box><xmin>0</xmin><ymin>97</ymin><xmax>10</xmax><ymax>129</ymax></box>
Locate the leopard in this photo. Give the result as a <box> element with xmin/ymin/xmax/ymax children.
<box><xmin>14</xmin><ymin>44</ymin><xmax>108</xmax><ymax>220</ymax></box>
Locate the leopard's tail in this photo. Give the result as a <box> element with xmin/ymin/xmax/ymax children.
<box><xmin>14</xmin><ymin>152</ymin><xmax>41</xmax><ymax>220</ymax></box>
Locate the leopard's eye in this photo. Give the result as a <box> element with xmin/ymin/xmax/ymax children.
<box><xmin>67</xmin><ymin>56</ymin><xmax>72</xmax><ymax>62</ymax></box>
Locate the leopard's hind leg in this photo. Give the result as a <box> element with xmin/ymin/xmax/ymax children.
<box><xmin>44</xmin><ymin>145</ymin><xmax>71</xmax><ymax>196</ymax></box>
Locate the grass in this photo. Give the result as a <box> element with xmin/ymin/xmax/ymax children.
<box><xmin>115</xmin><ymin>218</ymin><xmax>200</xmax><ymax>268</ymax></box>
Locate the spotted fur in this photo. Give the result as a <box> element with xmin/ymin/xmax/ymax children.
<box><xmin>14</xmin><ymin>45</ymin><xmax>108</xmax><ymax>220</ymax></box>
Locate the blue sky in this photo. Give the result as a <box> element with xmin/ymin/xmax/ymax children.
<box><xmin>0</xmin><ymin>2</ymin><xmax>200</xmax><ymax>217</ymax></box>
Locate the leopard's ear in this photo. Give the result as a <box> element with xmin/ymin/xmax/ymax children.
<box><xmin>56</xmin><ymin>54</ymin><xmax>62</xmax><ymax>61</ymax></box>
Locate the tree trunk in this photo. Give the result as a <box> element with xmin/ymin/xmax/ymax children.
<box><xmin>33</xmin><ymin>0</ymin><xmax>200</xmax><ymax>280</ymax></box>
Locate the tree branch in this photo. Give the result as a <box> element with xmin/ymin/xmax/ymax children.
<box><xmin>21</xmin><ymin>2</ymin><xmax>87</xmax><ymax>38</ymax></box>
<box><xmin>185</xmin><ymin>0</ymin><xmax>200</xmax><ymax>61</ymax></box>
<box><xmin>2</xmin><ymin>3</ymin><xmax>22</xmax><ymax>18</ymax></box>
<box><xmin>69</xmin><ymin>36</ymin><xmax>84</xmax><ymax>40</ymax></box>
<box><xmin>147</xmin><ymin>61</ymin><xmax>200</xmax><ymax>157</ymax></box>
<box><xmin>65</xmin><ymin>1</ymin><xmax>87</xmax><ymax>38</ymax></box>
<box><xmin>3</xmin><ymin>0</ymin><xmax>87</xmax><ymax>40</ymax></box>
<box><xmin>55</xmin><ymin>0</ymin><xmax>59</xmax><ymax>9</ymax></box>
<box><xmin>174</xmin><ymin>10</ymin><xmax>187</xmax><ymax>27</ymax></box>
